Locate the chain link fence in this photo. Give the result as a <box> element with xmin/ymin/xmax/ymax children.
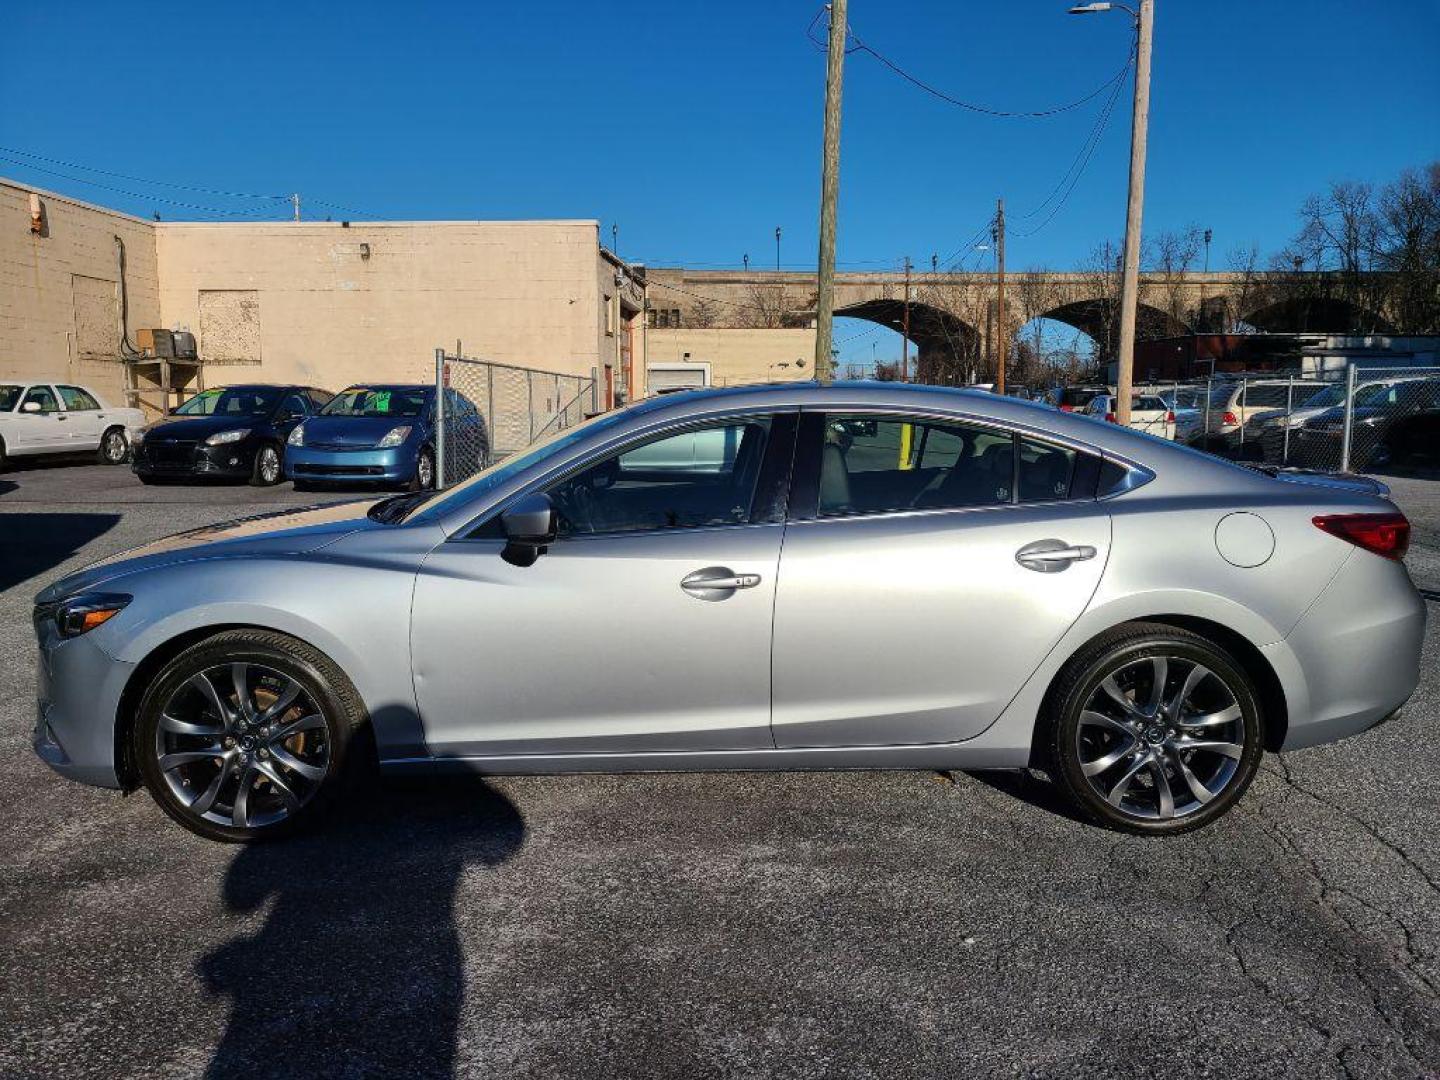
<box><xmin>433</xmin><ymin>350</ymin><xmax>597</xmax><ymax>487</ymax></box>
<box><xmin>1073</xmin><ymin>364</ymin><xmax>1440</xmax><ymax>475</ymax></box>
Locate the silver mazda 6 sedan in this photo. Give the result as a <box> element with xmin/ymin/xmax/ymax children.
<box><xmin>33</xmin><ymin>383</ymin><xmax>1425</xmax><ymax>841</ymax></box>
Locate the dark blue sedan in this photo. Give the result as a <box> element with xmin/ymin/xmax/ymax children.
<box><xmin>285</xmin><ymin>384</ymin><xmax>487</xmax><ymax>490</ymax></box>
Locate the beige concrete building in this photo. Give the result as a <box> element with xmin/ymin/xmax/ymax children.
<box><xmin>2</xmin><ymin>178</ymin><xmax>647</xmax><ymax>415</ymax></box>
<box><xmin>644</xmin><ymin>327</ymin><xmax>816</xmax><ymax>389</ymax></box>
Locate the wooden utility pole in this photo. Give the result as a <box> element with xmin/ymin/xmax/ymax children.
<box><xmin>995</xmin><ymin>198</ymin><xmax>1007</xmax><ymax>395</ymax></box>
<box><xmin>813</xmin><ymin>0</ymin><xmax>847</xmax><ymax>383</ymax></box>
<box><xmin>901</xmin><ymin>255</ymin><xmax>912</xmax><ymax>382</ymax></box>
<box><xmin>1114</xmin><ymin>0</ymin><xmax>1154</xmax><ymax>426</ymax></box>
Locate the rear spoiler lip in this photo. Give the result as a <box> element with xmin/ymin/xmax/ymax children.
<box><xmin>1242</xmin><ymin>463</ymin><xmax>1390</xmax><ymax>499</ymax></box>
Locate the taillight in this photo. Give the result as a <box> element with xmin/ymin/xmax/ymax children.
<box><xmin>1312</xmin><ymin>513</ymin><xmax>1410</xmax><ymax>560</ymax></box>
<box><xmin>1222</xmin><ymin>411</ymin><xmax>1238</xmax><ymax>426</ymax></box>
<box><xmin>1104</xmin><ymin>412</ymin><xmax>1116</xmax><ymax>423</ymax></box>
<box><xmin>1166</xmin><ymin>410</ymin><xmax>1176</xmax><ymax>423</ymax></box>
<box><xmin>1059</xmin><ymin>404</ymin><xmax>1073</xmax><ymax>412</ymax></box>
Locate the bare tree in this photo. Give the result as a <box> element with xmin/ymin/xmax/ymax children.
<box><xmin>688</xmin><ymin>297</ymin><xmax>719</xmax><ymax>329</ymax></box>
<box><xmin>1372</xmin><ymin>162</ymin><xmax>1440</xmax><ymax>333</ymax></box>
<box><xmin>1148</xmin><ymin>226</ymin><xmax>1204</xmax><ymax>331</ymax></box>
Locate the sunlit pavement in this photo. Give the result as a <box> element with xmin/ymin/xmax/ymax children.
<box><xmin>2</xmin><ymin>463</ymin><xmax>1438</xmax><ymax>1078</ymax></box>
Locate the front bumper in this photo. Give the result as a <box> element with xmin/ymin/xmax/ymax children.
<box><xmin>286</xmin><ymin>444</ymin><xmax>416</xmax><ymax>483</ymax></box>
<box><xmin>132</xmin><ymin>439</ymin><xmax>258</xmax><ymax>479</ymax></box>
<box><xmin>33</xmin><ymin>615</ymin><xmax>134</xmax><ymax>789</ymax></box>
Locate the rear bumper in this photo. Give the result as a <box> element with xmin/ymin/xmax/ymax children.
<box><xmin>1270</xmin><ymin>549</ymin><xmax>1426</xmax><ymax>750</ymax></box>
<box><xmin>286</xmin><ymin>445</ymin><xmax>416</xmax><ymax>483</ymax></box>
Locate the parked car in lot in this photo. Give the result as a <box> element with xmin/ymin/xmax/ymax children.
<box><xmin>1202</xmin><ymin>379</ymin><xmax>1329</xmax><ymax>454</ymax></box>
<box><xmin>1286</xmin><ymin>378</ymin><xmax>1440</xmax><ymax>469</ymax></box>
<box><xmin>0</xmin><ymin>381</ymin><xmax>143</xmax><ymax>469</ymax></box>
<box><xmin>1042</xmin><ymin>385</ymin><xmax>1109</xmax><ymax>412</ymax></box>
<box><xmin>33</xmin><ymin>383</ymin><xmax>1424</xmax><ymax>842</ymax></box>
<box><xmin>285</xmin><ymin>384</ymin><xmax>487</xmax><ymax>490</ymax></box>
<box><xmin>1083</xmin><ymin>393</ymin><xmax>1177</xmax><ymax>440</ymax></box>
<box><xmin>131</xmin><ymin>384</ymin><xmax>331</xmax><ymax>486</ymax></box>
<box><xmin>1256</xmin><ymin>375</ymin><xmax>1435</xmax><ymax>464</ymax></box>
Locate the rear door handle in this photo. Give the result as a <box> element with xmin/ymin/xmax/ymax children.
<box><xmin>1016</xmin><ymin>540</ymin><xmax>1097</xmax><ymax>573</ymax></box>
<box><xmin>681</xmin><ymin>566</ymin><xmax>762</xmax><ymax>600</ymax></box>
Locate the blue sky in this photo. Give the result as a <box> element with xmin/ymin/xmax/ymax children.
<box><xmin>3</xmin><ymin>0</ymin><xmax>1437</xmax><ymax>368</ymax></box>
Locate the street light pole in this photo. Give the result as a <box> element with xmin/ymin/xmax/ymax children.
<box><xmin>1070</xmin><ymin>0</ymin><xmax>1151</xmax><ymax>427</ymax></box>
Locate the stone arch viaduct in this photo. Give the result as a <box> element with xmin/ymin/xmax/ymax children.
<box><xmin>642</xmin><ymin>267</ymin><xmax>1397</xmax><ymax>382</ymax></box>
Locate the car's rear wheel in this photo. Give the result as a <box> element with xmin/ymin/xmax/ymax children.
<box><xmin>98</xmin><ymin>426</ymin><xmax>129</xmax><ymax>465</ymax></box>
<box><xmin>250</xmin><ymin>442</ymin><xmax>283</xmax><ymax>487</ymax></box>
<box><xmin>1043</xmin><ymin>623</ymin><xmax>1264</xmax><ymax>835</ymax></box>
<box><xmin>133</xmin><ymin>630</ymin><xmax>366</xmax><ymax>842</ymax></box>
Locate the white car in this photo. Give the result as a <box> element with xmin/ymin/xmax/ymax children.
<box><xmin>1084</xmin><ymin>393</ymin><xmax>1176</xmax><ymax>440</ymax></box>
<box><xmin>0</xmin><ymin>381</ymin><xmax>144</xmax><ymax>470</ymax></box>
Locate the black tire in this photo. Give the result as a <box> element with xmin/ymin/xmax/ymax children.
<box><xmin>408</xmin><ymin>447</ymin><xmax>435</xmax><ymax>491</ymax></box>
<box><xmin>1040</xmin><ymin>622</ymin><xmax>1264</xmax><ymax>835</ymax></box>
<box><xmin>133</xmin><ymin>629</ymin><xmax>367</xmax><ymax>842</ymax></box>
<box><xmin>250</xmin><ymin>442</ymin><xmax>284</xmax><ymax>487</ymax></box>
<box><xmin>97</xmin><ymin>426</ymin><xmax>130</xmax><ymax>465</ymax></box>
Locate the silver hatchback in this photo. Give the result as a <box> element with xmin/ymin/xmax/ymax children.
<box><xmin>33</xmin><ymin>383</ymin><xmax>1425</xmax><ymax>841</ymax></box>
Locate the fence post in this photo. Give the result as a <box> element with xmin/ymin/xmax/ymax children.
<box><xmin>526</xmin><ymin>371</ymin><xmax>535</xmax><ymax>443</ymax></box>
<box><xmin>1339</xmin><ymin>362</ymin><xmax>1358</xmax><ymax>473</ymax></box>
<box><xmin>485</xmin><ymin>363</ymin><xmax>495</xmax><ymax>467</ymax></box>
<box><xmin>1283</xmin><ymin>375</ymin><xmax>1294</xmax><ymax>467</ymax></box>
<box><xmin>434</xmin><ymin>347</ymin><xmax>447</xmax><ymax>490</ymax></box>
<box><xmin>1202</xmin><ymin>377</ymin><xmax>1212</xmax><ymax>451</ymax></box>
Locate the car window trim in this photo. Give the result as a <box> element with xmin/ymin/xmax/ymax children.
<box><xmin>450</xmin><ymin>406</ymin><xmax>802</xmax><ymax>542</ymax></box>
<box><xmin>789</xmin><ymin>405</ymin><xmax>1111</xmax><ymax>523</ymax></box>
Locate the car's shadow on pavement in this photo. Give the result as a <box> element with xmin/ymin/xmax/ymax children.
<box><xmin>965</xmin><ymin>768</ymin><xmax>1093</xmax><ymax>827</ymax></box>
<box><xmin>0</xmin><ymin>511</ymin><xmax>121</xmax><ymax>591</ymax></box>
<box><xmin>201</xmin><ymin>775</ymin><xmax>525</xmax><ymax>1080</ymax></box>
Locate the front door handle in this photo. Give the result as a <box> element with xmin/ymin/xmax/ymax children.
<box><xmin>680</xmin><ymin>566</ymin><xmax>762</xmax><ymax>600</ymax></box>
<box><xmin>1016</xmin><ymin>539</ymin><xmax>1097</xmax><ymax>573</ymax></box>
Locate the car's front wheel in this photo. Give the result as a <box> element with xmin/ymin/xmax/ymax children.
<box><xmin>1042</xmin><ymin>623</ymin><xmax>1264</xmax><ymax>835</ymax></box>
<box><xmin>133</xmin><ymin>630</ymin><xmax>366</xmax><ymax>842</ymax></box>
<box><xmin>409</xmin><ymin>447</ymin><xmax>435</xmax><ymax>491</ymax></box>
<box><xmin>250</xmin><ymin>443</ymin><xmax>283</xmax><ymax>487</ymax></box>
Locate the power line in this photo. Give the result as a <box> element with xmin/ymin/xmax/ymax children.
<box><xmin>0</xmin><ymin>154</ymin><xmax>285</xmax><ymax>217</ymax></box>
<box><xmin>0</xmin><ymin>144</ymin><xmax>289</xmax><ymax>200</ymax></box>
<box><xmin>808</xmin><ymin>8</ymin><xmax>1134</xmax><ymax>119</ymax></box>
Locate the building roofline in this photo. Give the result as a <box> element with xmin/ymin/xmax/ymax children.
<box><xmin>0</xmin><ymin>176</ymin><xmax>156</xmax><ymax>225</ymax></box>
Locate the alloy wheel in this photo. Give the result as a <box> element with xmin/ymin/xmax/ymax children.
<box><xmin>153</xmin><ymin>662</ymin><xmax>330</xmax><ymax>830</ymax></box>
<box><xmin>103</xmin><ymin>430</ymin><xmax>128</xmax><ymax>463</ymax></box>
<box><xmin>417</xmin><ymin>452</ymin><xmax>434</xmax><ymax>488</ymax></box>
<box><xmin>1074</xmin><ymin>655</ymin><xmax>1246</xmax><ymax>822</ymax></box>
<box><xmin>259</xmin><ymin>446</ymin><xmax>281</xmax><ymax>483</ymax></box>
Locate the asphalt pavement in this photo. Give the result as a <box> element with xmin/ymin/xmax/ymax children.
<box><xmin>2</xmin><ymin>460</ymin><xmax>1438</xmax><ymax>1079</ymax></box>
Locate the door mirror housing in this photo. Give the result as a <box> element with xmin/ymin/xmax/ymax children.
<box><xmin>21</xmin><ymin>400</ymin><xmax>42</xmax><ymax>413</ymax></box>
<box><xmin>500</xmin><ymin>493</ymin><xmax>557</xmax><ymax>567</ymax></box>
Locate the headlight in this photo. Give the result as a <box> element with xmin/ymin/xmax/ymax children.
<box><xmin>54</xmin><ymin>593</ymin><xmax>132</xmax><ymax>638</ymax></box>
<box><xmin>205</xmin><ymin>428</ymin><xmax>251</xmax><ymax>446</ymax></box>
<box><xmin>377</xmin><ymin>425</ymin><xmax>412</xmax><ymax>448</ymax></box>
<box><xmin>288</xmin><ymin>423</ymin><xmax>306</xmax><ymax>447</ymax></box>
<box><xmin>132</xmin><ymin>427</ymin><xmax>147</xmax><ymax>444</ymax></box>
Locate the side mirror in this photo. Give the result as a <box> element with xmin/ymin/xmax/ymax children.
<box><xmin>500</xmin><ymin>493</ymin><xmax>557</xmax><ymax>567</ymax></box>
<box><xmin>21</xmin><ymin>401</ymin><xmax>42</xmax><ymax>413</ymax></box>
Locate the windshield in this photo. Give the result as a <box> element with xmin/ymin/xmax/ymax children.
<box><xmin>322</xmin><ymin>386</ymin><xmax>429</xmax><ymax>418</ymax></box>
<box><xmin>384</xmin><ymin>407</ymin><xmax>638</xmax><ymax>524</ymax></box>
<box><xmin>175</xmin><ymin>387</ymin><xmax>282</xmax><ymax>416</ymax></box>
<box><xmin>0</xmin><ymin>385</ymin><xmax>20</xmax><ymax>412</ymax></box>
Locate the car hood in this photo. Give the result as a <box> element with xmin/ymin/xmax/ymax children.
<box><xmin>36</xmin><ymin>499</ymin><xmax>381</xmax><ymax>601</ymax></box>
<box><xmin>142</xmin><ymin>414</ymin><xmax>269</xmax><ymax>440</ymax></box>
<box><xmin>299</xmin><ymin>416</ymin><xmax>422</xmax><ymax>447</ymax></box>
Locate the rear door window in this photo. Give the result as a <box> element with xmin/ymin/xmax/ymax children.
<box><xmin>57</xmin><ymin>385</ymin><xmax>101</xmax><ymax>411</ymax></box>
